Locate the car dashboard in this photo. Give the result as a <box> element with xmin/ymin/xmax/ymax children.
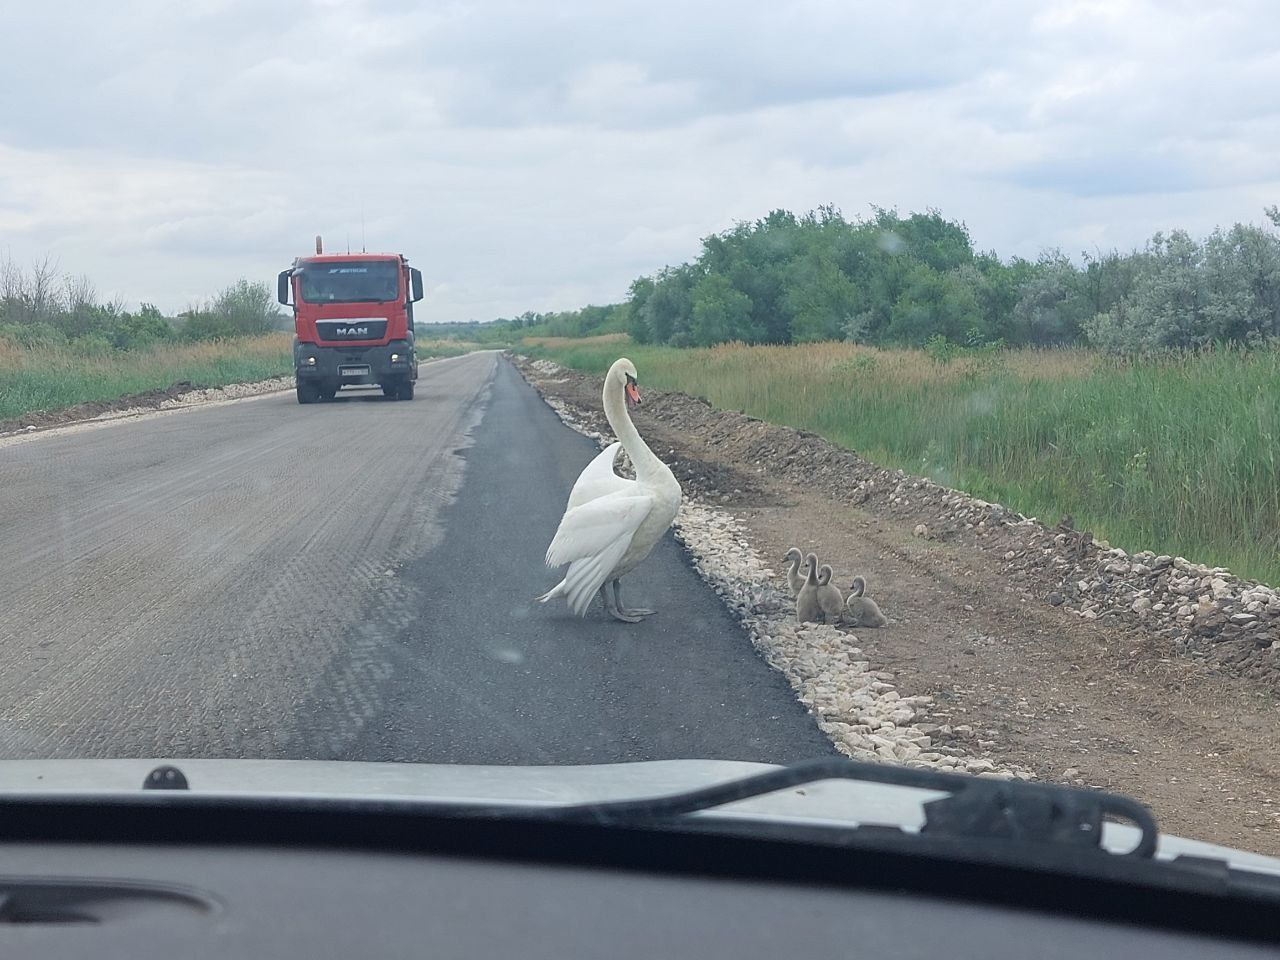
<box><xmin>0</xmin><ymin>792</ymin><xmax>1275</xmax><ymax>959</ymax></box>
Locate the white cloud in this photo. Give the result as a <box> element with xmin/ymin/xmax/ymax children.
<box><xmin>0</xmin><ymin>0</ymin><xmax>1278</xmax><ymax>319</ymax></box>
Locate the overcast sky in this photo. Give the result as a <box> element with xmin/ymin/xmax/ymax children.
<box><xmin>2</xmin><ymin>0</ymin><xmax>1278</xmax><ymax>321</ymax></box>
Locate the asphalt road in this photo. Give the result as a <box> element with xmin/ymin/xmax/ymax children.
<box><xmin>0</xmin><ymin>352</ymin><xmax>834</xmax><ymax>764</ymax></box>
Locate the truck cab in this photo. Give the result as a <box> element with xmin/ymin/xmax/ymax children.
<box><xmin>278</xmin><ymin>244</ymin><xmax>425</xmax><ymax>404</ymax></box>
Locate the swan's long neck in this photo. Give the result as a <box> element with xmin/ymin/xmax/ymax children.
<box><xmin>805</xmin><ymin>555</ymin><xmax>819</xmax><ymax>585</ymax></box>
<box><xmin>604</xmin><ymin>376</ymin><xmax>666</xmax><ymax>482</ymax></box>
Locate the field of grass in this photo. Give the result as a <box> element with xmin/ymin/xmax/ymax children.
<box><xmin>524</xmin><ymin>336</ymin><xmax>1280</xmax><ymax>586</ymax></box>
<box><xmin>0</xmin><ymin>335</ymin><xmax>480</xmax><ymax>421</ymax></box>
<box><xmin>522</xmin><ymin>332</ymin><xmax>631</xmax><ymax>348</ymax></box>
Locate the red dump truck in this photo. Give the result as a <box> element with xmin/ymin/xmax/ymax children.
<box><xmin>277</xmin><ymin>238</ymin><xmax>425</xmax><ymax>404</ymax></box>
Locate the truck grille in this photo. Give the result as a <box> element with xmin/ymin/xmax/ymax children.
<box><xmin>316</xmin><ymin>319</ymin><xmax>387</xmax><ymax>341</ymax></box>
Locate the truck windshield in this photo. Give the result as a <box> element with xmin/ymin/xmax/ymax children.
<box><xmin>298</xmin><ymin>261</ymin><xmax>400</xmax><ymax>303</ymax></box>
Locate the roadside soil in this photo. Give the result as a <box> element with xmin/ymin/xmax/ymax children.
<box><xmin>517</xmin><ymin>356</ymin><xmax>1280</xmax><ymax>856</ymax></box>
<box><xmin>0</xmin><ymin>376</ymin><xmax>298</xmax><ymax>438</ymax></box>
<box><xmin>0</xmin><ymin>381</ymin><xmax>203</xmax><ymax>435</ymax></box>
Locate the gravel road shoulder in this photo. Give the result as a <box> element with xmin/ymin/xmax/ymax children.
<box><xmin>515</xmin><ymin>354</ymin><xmax>1280</xmax><ymax>856</ymax></box>
<box><xmin>0</xmin><ymin>376</ymin><xmax>296</xmax><ymax>440</ymax></box>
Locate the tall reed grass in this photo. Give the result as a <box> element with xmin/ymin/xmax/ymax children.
<box><xmin>0</xmin><ymin>334</ymin><xmax>294</xmax><ymax>420</ymax></box>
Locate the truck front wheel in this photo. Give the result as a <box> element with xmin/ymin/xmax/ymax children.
<box><xmin>297</xmin><ymin>381</ymin><xmax>322</xmax><ymax>405</ymax></box>
<box><xmin>382</xmin><ymin>378</ymin><xmax>414</xmax><ymax>401</ymax></box>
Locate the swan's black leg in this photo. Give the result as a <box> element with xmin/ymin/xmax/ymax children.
<box><xmin>611</xmin><ymin>579</ymin><xmax>655</xmax><ymax>618</ymax></box>
<box><xmin>601</xmin><ymin>581</ymin><xmax>643</xmax><ymax>623</ymax></box>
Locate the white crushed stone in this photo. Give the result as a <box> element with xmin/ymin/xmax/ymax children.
<box><xmin>99</xmin><ymin>376</ymin><xmax>296</xmax><ymax>421</ymax></box>
<box><xmin>161</xmin><ymin>376</ymin><xmax>295</xmax><ymax>407</ymax></box>
<box><xmin>528</xmin><ymin>359</ymin><xmax>1034</xmax><ymax>781</ymax></box>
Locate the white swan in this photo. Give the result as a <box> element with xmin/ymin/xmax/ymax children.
<box><xmin>537</xmin><ymin>358</ymin><xmax>683</xmax><ymax>622</ymax></box>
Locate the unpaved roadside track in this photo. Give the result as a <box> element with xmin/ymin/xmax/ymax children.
<box><xmin>516</xmin><ymin>355</ymin><xmax>1280</xmax><ymax>857</ymax></box>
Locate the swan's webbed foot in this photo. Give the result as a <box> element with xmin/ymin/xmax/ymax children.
<box><xmin>599</xmin><ymin>584</ymin><xmax>644</xmax><ymax>623</ymax></box>
<box><xmin>610</xmin><ymin>581</ymin><xmax>655</xmax><ymax>619</ymax></box>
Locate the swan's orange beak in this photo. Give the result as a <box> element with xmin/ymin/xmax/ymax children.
<box><xmin>625</xmin><ymin>382</ymin><xmax>641</xmax><ymax>406</ymax></box>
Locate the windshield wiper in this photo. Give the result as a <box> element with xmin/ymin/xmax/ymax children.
<box><xmin>138</xmin><ymin>757</ymin><xmax>1157</xmax><ymax>857</ymax></box>
<box><xmin>543</xmin><ymin>757</ymin><xmax>1160</xmax><ymax>858</ymax></box>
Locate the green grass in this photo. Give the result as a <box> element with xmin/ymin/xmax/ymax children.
<box><xmin>0</xmin><ymin>335</ymin><xmax>481</xmax><ymax>421</ymax></box>
<box><xmin>525</xmin><ymin>336</ymin><xmax>1280</xmax><ymax>587</ymax></box>
<box><xmin>0</xmin><ymin>334</ymin><xmax>295</xmax><ymax>420</ymax></box>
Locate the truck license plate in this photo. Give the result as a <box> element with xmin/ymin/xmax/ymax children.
<box><xmin>339</xmin><ymin>365</ymin><xmax>370</xmax><ymax>378</ymax></box>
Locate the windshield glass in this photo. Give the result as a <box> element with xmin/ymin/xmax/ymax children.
<box><xmin>298</xmin><ymin>261</ymin><xmax>400</xmax><ymax>303</ymax></box>
<box><xmin>2</xmin><ymin>0</ymin><xmax>1279</xmax><ymax>870</ymax></box>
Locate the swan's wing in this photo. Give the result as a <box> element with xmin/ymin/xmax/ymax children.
<box><xmin>545</xmin><ymin>491</ymin><xmax>652</xmax><ymax>569</ymax></box>
<box><xmin>536</xmin><ymin>534</ymin><xmax>634</xmax><ymax>616</ymax></box>
<box><xmin>559</xmin><ymin>539</ymin><xmax>632</xmax><ymax>616</ymax></box>
<box><xmin>565</xmin><ymin>441</ymin><xmax>633</xmax><ymax>511</ymax></box>
<box><xmin>544</xmin><ymin>491</ymin><xmax>654</xmax><ymax>617</ymax></box>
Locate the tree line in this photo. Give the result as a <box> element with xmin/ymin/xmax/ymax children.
<box><xmin>0</xmin><ymin>256</ymin><xmax>284</xmax><ymax>351</ymax></box>
<box><xmin>484</xmin><ymin>204</ymin><xmax>1280</xmax><ymax>353</ymax></box>
<box><xmin>419</xmin><ymin>302</ymin><xmax>631</xmax><ymax>344</ymax></box>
